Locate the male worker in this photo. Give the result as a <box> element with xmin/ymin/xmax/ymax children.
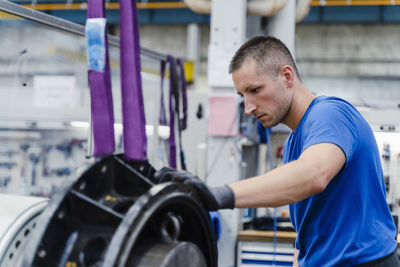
<box><xmin>155</xmin><ymin>36</ymin><xmax>399</xmax><ymax>266</ymax></box>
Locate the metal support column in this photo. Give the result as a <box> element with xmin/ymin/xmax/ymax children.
<box><xmin>266</xmin><ymin>0</ymin><xmax>296</xmax><ymax>56</ymax></box>
<box><xmin>187</xmin><ymin>23</ymin><xmax>201</xmax><ymax>89</ymax></box>
<box><xmin>207</xmin><ymin>0</ymin><xmax>246</xmax><ymax>266</ymax></box>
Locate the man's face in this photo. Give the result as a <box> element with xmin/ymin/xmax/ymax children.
<box><xmin>232</xmin><ymin>59</ymin><xmax>292</xmax><ymax>128</ymax></box>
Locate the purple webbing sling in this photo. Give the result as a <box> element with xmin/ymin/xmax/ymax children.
<box><xmin>87</xmin><ymin>0</ymin><xmax>115</xmax><ymax>157</ymax></box>
<box><xmin>120</xmin><ymin>0</ymin><xmax>147</xmax><ymax>161</ymax></box>
<box><xmin>176</xmin><ymin>58</ymin><xmax>188</xmax><ymax>169</ymax></box>
<box><xmin>167</xmin><ymin>55</ymin><xmax>177</xmax><ymax>168</ymax></box>
<box><xmin>158</xmin><ymin>56</ymin><xmax>188</xmax><ymax>169</ymax></box>
<box><xmin>176</xmin><ymin>58</ymin><xmax>188</xmax><ymax>131</ymax></box>
<box><xmin>159</xmin><ymin>60</ymin><xmax>167</xmax><ymax>127</ymax></box>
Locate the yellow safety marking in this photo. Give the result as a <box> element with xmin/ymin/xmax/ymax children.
<box><xmin>312</xmin><ymin>0</ymin><xmax>400</xmax><ymax>5</ymax></box>
<box><xmin>105</xmin><ymin>195</ymin><xmax>117</xmax><ymax>202</ymax></box>
<box><xmin>18</xmin><ymin>0</ymin><xmax>400</xmax><ymax>11</ymax></box>
<box><xmin>65</xmin><ymin>262</ymin><xmax>77</xmax><ymax>267</ymax></box>
<box><xmin>183</xmin><ymin>61</ymin><xmax>194</xmax><ymax>83</ymax></box>
<box><xmin>21</xmin><ymin>2</ymin><xmax>188</xmax><ymax>11</ymax></box>
<box><xmin>0</xmin><ymin>11</ymin><xmax>23</xmax><ymax>19</ymax></box>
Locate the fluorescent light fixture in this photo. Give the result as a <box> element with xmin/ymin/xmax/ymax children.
<box><xmin>0</xmin><ymin>131</ymin><xmax>41</xmax><ymax>140</ymax></box>
<box><xmin>158</xmin><ymin>125</ymin><xmax>170</xmax><ymax>139</ymax></box>
<box><xmin>70</xmin><ymin>121</ymin><xmax>165</xmax><ymax>138</ymax></box>
<box><xmin>146</xmin><ymin>125</ymin><xmax>154</xmax><ymax>137</ymax></box>
<box><xmin>70</xmin><ymin>121</ymin><xmax>89</xmax><ymax>128</ymax></box>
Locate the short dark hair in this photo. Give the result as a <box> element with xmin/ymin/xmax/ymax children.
<box><xmin>229</xmin><ymin>36</ymin><xmax>300</xmax><ymax>79</ymax></box>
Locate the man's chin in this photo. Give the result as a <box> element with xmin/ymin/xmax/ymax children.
<box><xmin>261</xmin><ymin>120</ymin><xmax>280</xmax><ymax>129</ymax></box>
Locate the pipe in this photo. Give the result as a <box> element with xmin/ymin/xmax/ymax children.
<box><xmin>20</xmin><ymin>2</ymin><xmax>188</xmax><ymax>11</ymax></box>
<box><xmin>12</xmin><ymin>0</ymin><xmax>399</xmax><ymax>12</ymax></box>
<box><xmin>296</xmin><ymin>0</ymin><xmax>312</xmax><ymax>23</ymax></box>
<box><xmin>7</xmin><ymin>0</ymin><xmax>400</xmax><ymax>12</ymax></box>
<box><xmin>184</xmin><ymin>0</ymin><xmax>288</xmax><ymax>16</ymax></box>
<box><xmin>312</xmin><ymin>0</ymin><xmax>400</xmax><ymax>5</ymax></box>
<box><xmin>185</xmin><ymin>0</ymin><xmax>313</xmax><ymax>23</ymax></box>
<box><xmin>247</xmin><ymin>0</ymin><xmax>288</xmax><ymax>16</ymax></box>
<box><xmin>184</xmin><ymin>0</ymin><xmax>210</xmax><ymax>14</ymax></box>
<box><xmin>267</xmin><ymin>0</ymin><xmax>296</xmax><ymax>56</ymax></box>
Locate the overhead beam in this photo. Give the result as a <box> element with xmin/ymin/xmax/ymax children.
<box><xmin>0</xmin><ymin>0</ymin><xmax>167</xmax><ymax>61</ymax></box>
<box><xmin>4</xmin><ymin>0</ymin><xmax>398</xmax><ymax>12</ymax></box>
<box><xmin>312</xmin><ymin>0</ymin><xmax>400</xmax><ymax>5</ymax></box>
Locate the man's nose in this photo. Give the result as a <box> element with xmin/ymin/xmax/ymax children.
<box><xmin>244</xmin><ymin>97</ymin><xmax>256</xmax><ymax>116</ymax></box>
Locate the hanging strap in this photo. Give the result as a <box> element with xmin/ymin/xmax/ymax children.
<box><xmin>166</xmin><ymin>55</ymin><xmax>177</xmax><ymax>168</ymax></box>
<box><xmin>120</xmin><ymin>0</ymin><xmax>147</xmax><ymax>161</ymax></box>
<box><xmin>176</xmin><ymin>58</ymin><xmax>188</xmax><ymax>132</ymax></box>
<box><xmin>176</xmin><ymin>58</ymin><xmax>188</xmax><ymax>170</ymax></box>
<box><xmin>158</xmin><ymin>56</ymin><xmax>188</xmax><ymax>169</ymax></box>
<box><xmin>86</xmin><ymin>0</ymin><xmax>115</xmax><ymax>157</ymax></box>
<box><xmin>159</xmin><ymin>60</ymin><xmax>167</xmax><ymax>127</ymax></box>
<box><xmin>158</xmin><ymin>59</ymin><xmax>171</xmax><ymax>166</ymax></box>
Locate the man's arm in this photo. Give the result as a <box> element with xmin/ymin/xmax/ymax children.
<box><xmin>230</xmin><ymin>143</ymin><xmax>346</xmax><ymax>208</ymax></box>
<box><xmin>293</xmin><ymin>248</ymin><xmax>299</xmax><ymax>267</ymax></box>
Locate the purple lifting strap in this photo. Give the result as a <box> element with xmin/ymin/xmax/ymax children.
<box><xmin>176</xmin><ymin>58</ymin><xmax>188</xmax><ymax>170</ymax></box>
<box><xmin>176</xmin><ymin>58</ymin><xmax>188</xmax><ymax>131</ymax></box>
<box><xmin>167</xmin><ymin>55</ymin><xmax>177</xmax><ymax>168</ymax></box>
<box><xmin>87</xmin><ymin>0</ymin><xmax>115</xmax><ymax>157</ymax></box>
<box><xmin>158</xmin><ymin>57</ymin><xmax>188</xmax><ymax>169</ymax></box>
<box><xmin>120</xmin><ymin>0</ymin><xmax>147</xmax><ymax>161</ymax></box>
<box><xmin>159</xmin><ymin>60</ymin><xmax>167</xmax><ymax>127</ymax></box>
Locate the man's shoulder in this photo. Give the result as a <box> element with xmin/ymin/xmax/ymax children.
<box><xmin>309</xmin><ymin>96</ymin><xmax>356</xmax><ymax>117</ymax></box>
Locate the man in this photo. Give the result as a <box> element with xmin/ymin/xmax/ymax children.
<box><xmin>155</xmin><ymin>36</ymin><xmax>399</xmax><ymax>266</ymax></box>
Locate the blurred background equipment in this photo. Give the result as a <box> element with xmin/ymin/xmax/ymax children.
<box><xmin>0</xmin><ymin>0</ymin><xmax>399</xmax><ymax>266</ymax></box>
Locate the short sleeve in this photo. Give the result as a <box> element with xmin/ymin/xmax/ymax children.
<box><xmin>301</xmin><ymin>101</ymin><xmax>358</xmax><ymax>164</ymax></box>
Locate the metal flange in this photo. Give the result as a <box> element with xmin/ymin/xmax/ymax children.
<box><xmin>22</xmin><ymin>154</ymin><xmax>217</xmax><ymax>267</ymax></box>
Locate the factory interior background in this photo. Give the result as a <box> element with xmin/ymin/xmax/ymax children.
<box><xmin>0</xmin><ymin>0</ymin><xmax>400</xmax><ymax>266</ymax></box>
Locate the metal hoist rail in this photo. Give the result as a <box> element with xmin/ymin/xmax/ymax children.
<box><xmin>0</xmin><ymin>1</ymin><xmax>216</xmax><ymax>266</ymax></box>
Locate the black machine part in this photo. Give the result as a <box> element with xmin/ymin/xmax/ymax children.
<box><xmin>22</xmin><ymin>154</ymin><xmax>217</xmax><ymax>267</ymax></box>
<box><xmin>133</xmin><ymin>241</ymin><xmax>207</xmax><ymax>267</ymax></box>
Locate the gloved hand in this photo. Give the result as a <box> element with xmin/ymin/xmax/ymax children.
<box><xmin>154</xmin><ymin>167</ymin><xmax>235</xmax><ymax>211</ymax></box>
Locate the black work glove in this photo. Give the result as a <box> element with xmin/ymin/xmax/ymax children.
<box><xmin>154</xmin><ymin>167</ymin><xmax>235</xmax><ymax>211</ymax></box>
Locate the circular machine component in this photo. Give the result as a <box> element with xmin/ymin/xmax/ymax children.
<box><xmin>23</xmin><ymin>154</ymin><xmax>217</xmax><ymax>267</ymax></box>
<box><xmin>135</xmin><ymin>241</ymin><xmax>207</xmax><ymax>267</ymax></box>
<box><xmin>102</xmin><ymin>182</ymin><xmax>217</xmax><ymax>267</ymax></box>
<box><xmin>0</xmin><ymin>194</ymin><xmax>48</xmax><ymax>267</ymax></box>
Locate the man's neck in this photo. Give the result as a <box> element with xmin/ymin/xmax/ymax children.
<box><xmin>283</xmin><ymin>85</ymin><xmax>316</xmax><ymax>132</ymax></box>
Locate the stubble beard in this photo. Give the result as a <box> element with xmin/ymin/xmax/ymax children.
<box><xmin>261</xmin><ymin>98</ymin><xmax>292</xmax><ymax>129</ymax></box>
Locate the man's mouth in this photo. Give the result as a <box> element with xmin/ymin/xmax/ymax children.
<box><xmin>256</xmin><ymin>114</ymin><xmax>266</xmax><ymax>120</ymax></box>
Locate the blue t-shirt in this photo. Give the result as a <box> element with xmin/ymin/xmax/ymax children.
<box><xmin>283</xmin><ymin>96</ymin><xmax>396</xmax><ymax>266</ymax></box>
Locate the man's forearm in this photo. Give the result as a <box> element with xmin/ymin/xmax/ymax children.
<box><xmin>230</xmin><ymin>159</ymin><xmax>320</xmax><ymax>208</ymax></box>
<box><xmin>230</xmin><ymin>143</ymin><xmax>345</xmax><ymax>208</ymax></box>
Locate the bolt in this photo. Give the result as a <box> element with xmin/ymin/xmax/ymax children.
<box><xmin>101</xmin><ymin>165</ymin><xmax>107</xmax><ymax>173</ymax></box>
<box><xmin>57</xmin><ymin>210</ymin><xmax>65</xmax><ymax>219</ymax></box>
<box><xmin>79</xmin><ymin>182</ymin><xmax>86</xmax><ymax>191</ymax></box>
<box><xmin>37</xmin><ymin>249</ymin><xmax>46</xmax><ymax>258</ymax></box>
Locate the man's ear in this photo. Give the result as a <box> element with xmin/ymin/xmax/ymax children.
<box><xmin>281</xmin><ymin>65</ymin><xmax>294</xmax><ymax>88</ymax></box>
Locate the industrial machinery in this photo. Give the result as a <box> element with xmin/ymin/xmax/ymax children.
<box><xmin>0</xmin><ymin>0</ymin><xmax>219</xmax><ymax>265</ymax></box>
<box><xmin>0</xmin><ymin>154</ymin><xmax>217</xmax><ymax>267</ymax></box>
<box><xmin>0</xmin><ymin>194</ymin><xmax>48</xmax><ymax>267</ymax></box>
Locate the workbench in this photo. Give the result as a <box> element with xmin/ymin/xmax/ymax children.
<box><xmin>237</xmin><ymin>230</ymin><xmax>296</xmax><ymax>267</ymax></box>
<box><xmin>237</xmin><ymin>230</ymin><xmax>400</xmax><ymax>266</ymax></box>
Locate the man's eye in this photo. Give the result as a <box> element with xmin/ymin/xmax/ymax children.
<box><xmin>251</xmin><ymin>88</ymin><xmax>259</xmax><ymax>93</ymax></box>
